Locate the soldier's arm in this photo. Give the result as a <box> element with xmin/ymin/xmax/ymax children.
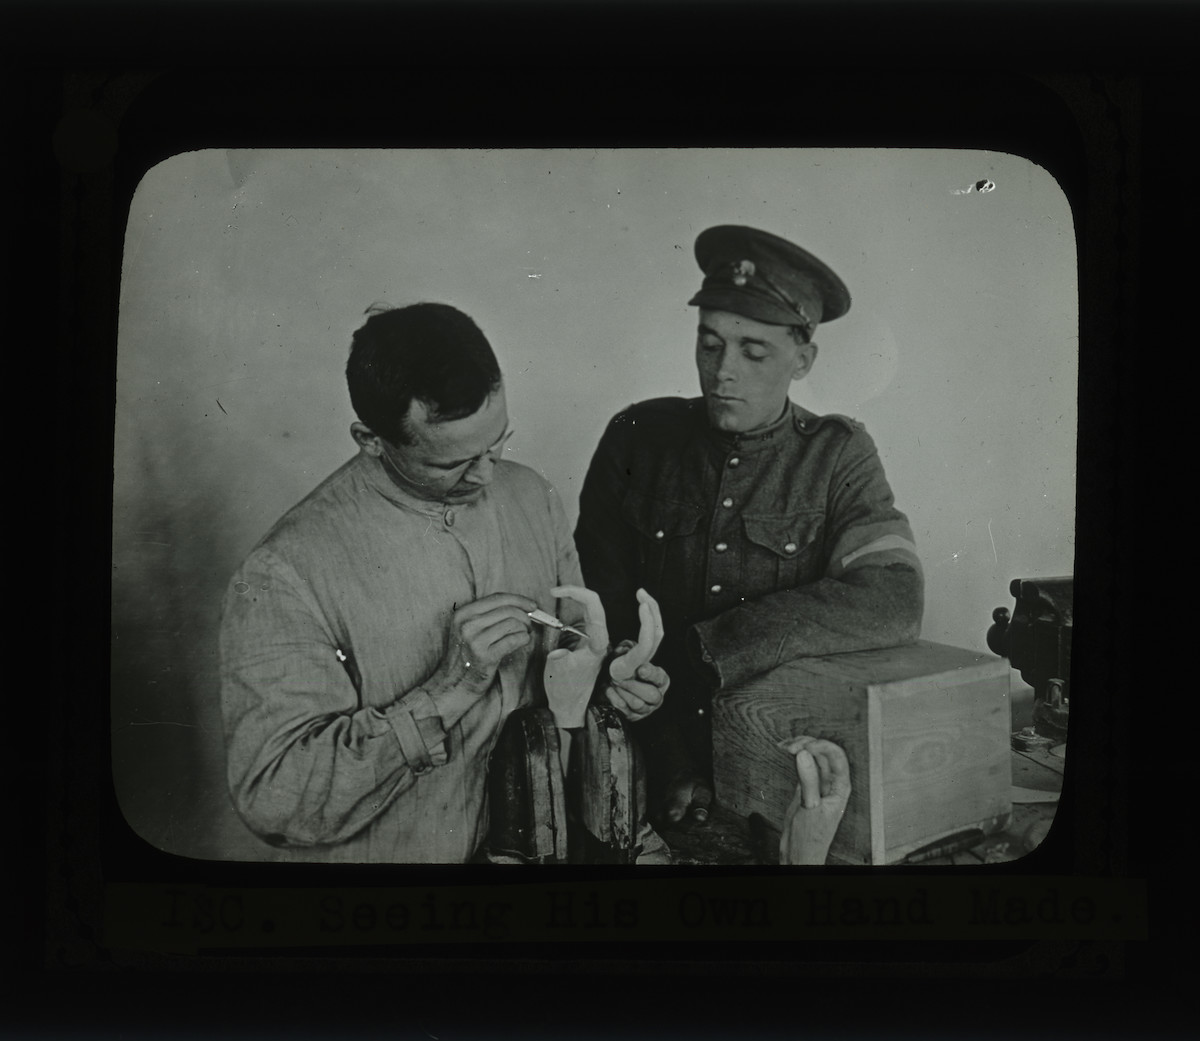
<box><xmin>689</xmin><ymin>428</ymin><xmax>923</xmax><ymax>691</ymax></box>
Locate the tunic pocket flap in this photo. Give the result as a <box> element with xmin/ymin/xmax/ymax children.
<box><xmin>622</xmin><ymin>491</ymin><xmax>702</xmax><ymax>541</ymax></box>
<box><xmin>742</xmin><ymin>511</ymin><xmax>823</xmax><ymax>558</ymax></box>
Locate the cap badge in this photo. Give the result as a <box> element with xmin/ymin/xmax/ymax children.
<box><xmin>730</xmin><ymin>259</ymin><xmax>755</xmax><ymax>286</ymax></box>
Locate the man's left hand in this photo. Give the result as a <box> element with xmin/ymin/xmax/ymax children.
<box><xmin>604</xmin><ymin>653</ymin><xmax>669</xmax><ymax>721</ymax></box>
<box><xmin>605</xmin><ymin>588</ymin><xmax>667</xmax><ymax>722</ymax></box>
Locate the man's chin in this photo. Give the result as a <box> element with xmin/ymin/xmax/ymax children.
<box><xmin>447</xmin><ymin>486</ymin><xmax>488</xmax><ymax>503</ymax></box>
<box><xmin>705</xmin><ymin>400</ymin><xmax>746</xmax><ymax>432</ymax></box>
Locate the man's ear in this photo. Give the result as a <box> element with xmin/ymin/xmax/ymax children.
<box><xmin>791</xmin><ymin>342</ymin><xmax>818</xmax><ymax>382</ymax></box>
<box><xmin>351</xmin><ymin>421</ymin><xmax>384</xmax><ymax>456</ymax></box>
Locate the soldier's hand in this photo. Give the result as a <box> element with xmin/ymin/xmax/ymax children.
<box><xmin>427</xmin><ymin>592</ymin><xmax>538</xmax><ymax>697</ymax></box>
<box><xmin>778</xmin><ymin>736</ymin><xmax>851</xmax><ymax>865</ymax></box>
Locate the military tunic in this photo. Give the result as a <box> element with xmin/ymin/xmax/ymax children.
<box><xmin>575</xmin><ymin>396</ymin><xmax>924</xmax><ymax>791</ymax></box>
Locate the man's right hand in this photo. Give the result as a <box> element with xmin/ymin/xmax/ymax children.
<box><xmin>425</xmin><ymin>593</ymin><xmax>538</xmax><ymax>699</ymax></box>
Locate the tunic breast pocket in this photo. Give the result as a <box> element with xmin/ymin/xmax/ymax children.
<box><xmin>621</xmin><ymin>490</ymin><xmax>702</xmax><ymax>588</ymax></box>
<box><xmin>741</xmin><ymin>510</ymin><xmax>826</xmax><ymax>594</ymax></box>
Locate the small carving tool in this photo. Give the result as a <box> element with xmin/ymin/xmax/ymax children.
<box><xmin>527</xmin><ymin>608</ymin><xmax>588</xmax><ymax>640</ymax></box>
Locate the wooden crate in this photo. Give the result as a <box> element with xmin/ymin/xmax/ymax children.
<box><xmin>712</xmin><ymin>641</ymin><xmax>1012</xmax><ymax>865</ymax></box>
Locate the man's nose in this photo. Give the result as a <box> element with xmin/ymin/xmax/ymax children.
<box><xmin>715</xmin><ymin>347</ymin><xmax>740</xmax><ymax>383</ymax></box>
<box><xmin>461</xmin><ymin>454</ymin><xmax>497</xmax><ymax>485</ymax></box>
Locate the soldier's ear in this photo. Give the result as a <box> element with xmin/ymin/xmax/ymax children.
<box><xmin>351</xmin><ymin>422</ymin><xmax>384</xmax><ymax>456</ymax></box>
<box><xmin>791</xmin><ymin>342</ymin><xmax>818</xmax><ymax>381</ymax></box>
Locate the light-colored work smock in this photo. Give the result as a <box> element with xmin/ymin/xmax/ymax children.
<box><xmin>219</xmin><ymin>451</ymin><xmax>581</xmax><ymax>863</ymax></box>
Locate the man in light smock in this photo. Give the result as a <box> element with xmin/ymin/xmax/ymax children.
<box><xmin>219</xmin><ymin>303</ymin><xmax>668</xmax><ymax>863</ymax></box>
<box><xmin>575</xmin><ymin>225</ymin><xmax>924</xmax><ymax>827</ymax></box>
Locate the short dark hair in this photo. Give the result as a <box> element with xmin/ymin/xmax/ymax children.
<box><xmin>346</xmin><ymin>302</ymin><xmax>502</xmax><ymax>445</ymax></box>
<box><xmin>787</xmin><ymin>324</ymin><xmax>813</xmax><ymax>347</ymax></box>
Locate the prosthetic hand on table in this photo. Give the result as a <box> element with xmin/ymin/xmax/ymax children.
<box><xmin>778</xmin><ymin>736</ymin><xmax>852</xmax><ymax>865</ymax></box>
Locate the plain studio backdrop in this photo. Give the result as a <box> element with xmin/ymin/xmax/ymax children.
<box><xmin>111</xmin><ymin>148</ymin><xmax>1076</xmax><ymax>861</ymax></box>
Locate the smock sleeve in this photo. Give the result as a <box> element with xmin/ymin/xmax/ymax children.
<box><xmin>219</xmin><ymin>548</ymin><xmax>454</xmax><ymax>848</ymax></box>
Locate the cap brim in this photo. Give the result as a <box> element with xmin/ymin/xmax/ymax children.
<box><xmin>687</xmin><ymin>288</ymin><xmax>803</xmax><ymax>327</ymax></box>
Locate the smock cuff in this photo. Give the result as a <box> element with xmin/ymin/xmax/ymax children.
<box><xmin>384</xmin><ymin>688</ymin><xmax>449</xmax><ymax>772</ymax></box>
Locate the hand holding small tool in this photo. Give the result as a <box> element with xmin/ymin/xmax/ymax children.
<box><xmin>426</xmin><ymin>592</ymin><xmax>538</xmax><ymax>698</ymax></box>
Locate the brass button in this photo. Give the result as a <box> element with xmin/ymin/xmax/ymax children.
<box><xmin>714</xmin><ymin>542</ymin><xmax>728</xmax><ymax>553</ymax></box>
<box><xmin>654</xmin><ymin>529</ymin><xmax>665</xmax><ymax>540</ymax></box>
<box><xmin>784</xmin><ymin>542</ymin><xmax>797</xmax><ymax>554</ymax></box>
<box><xmin>728</xmin><ymin>456</ymin><xmax>740</xmax><ymax>468</ymax></box>
<box><xmin>710</xmin><ymin>584</ymin><xmax>722</xmax><ymax>594</ymax></box>
<box><xmin>722</xmin><ymin>497</ymin><xmax>733</xmax><ymax>508</ymax></box>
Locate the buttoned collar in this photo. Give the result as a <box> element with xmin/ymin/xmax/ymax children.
<box><xmin>695</xmin><ymin>398</ymin><xmax>810</xmax><ymax>454</ymax></box>
<box><xmin>354</xmin><ymin>449</ymin><xmax>489</xmax><ymax>519</ymax></box>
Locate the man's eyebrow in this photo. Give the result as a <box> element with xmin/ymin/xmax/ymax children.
<box><xmin>699</xmin><ymin>324</ymin><xmax>771</xmax><ymax>348</ymax></box>
<box><xmin>432</xmin><ymin>427</ymin><xmax>512</xmax><ymax>468</ymax></box>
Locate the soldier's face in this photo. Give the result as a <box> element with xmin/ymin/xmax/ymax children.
<box><xmin>695</xmin><ymin>309</ymin><xmax>815</xmax><ymax>433</ymax></box>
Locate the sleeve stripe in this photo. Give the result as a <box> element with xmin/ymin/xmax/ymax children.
<box><xmin>841</xmin><ymin>534</ymin><xmax>920</xmax><ymax>570</ymax></box>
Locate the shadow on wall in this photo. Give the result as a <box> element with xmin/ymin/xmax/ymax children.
<box><xmin>111</xmin><ymin>432</ymin><xmax>289</xmax><ymax>862</ymax></box>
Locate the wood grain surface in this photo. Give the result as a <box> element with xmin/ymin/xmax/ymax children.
<box><xmin>712</xmin><ymin>642</ymin><xmax>1012</xmax><ymax>865</ymax></box>
<box><xmin>876</xmin><ymin>675</ymin><xmax>1011</xmax><ymax>859</ymax></box>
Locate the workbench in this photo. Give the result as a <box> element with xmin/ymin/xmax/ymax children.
<box><xmin>660</xmin><ymin>744</ymin><xmax>1063</xmax><ymax>866</ymax></box>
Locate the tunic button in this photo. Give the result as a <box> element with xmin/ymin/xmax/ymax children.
<box><xmin>728</xmin><ymin>456</ymin><xmax>740</xmax><ymax>468</ymax></box>
<box><xmin>444</xmin><ymin>509</ymin><xmax>456</xmax><ymax>527</ymax></box>
<box><xmin>722</xmin><ymin>497</ymin><xmax>734</xmax><ymax>508</ymax></box>
<box><xmin>710</xmin><ymin>584</ymin><xmax>722</xmax><ymax>594</ymax></box>
<box><xmin>697</xmin><ymin>708</ymin><xmax>705</xmax><ymax>716</ymax></box>
<box><xmin>655</xmin><ymin>529</ymin><xmax>665</xmax><ymax>540</ymax></box>
<box><xmin>714</xmin><ymin>542</ymin><xmax>728</xmax><ymax>553</ymax></box>
<box><xmin>784</xmin><ymin>542</ymin><xmax>797</xmax><ymax>554</ymax></box>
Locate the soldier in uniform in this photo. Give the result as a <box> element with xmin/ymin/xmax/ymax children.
<box><xmin>574</xmin><ymin>225</ymin><xmax>924</xmax><ymax>826</ymax></box>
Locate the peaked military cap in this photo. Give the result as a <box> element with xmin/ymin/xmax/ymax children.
<box><xmin>687</xmin><ymin>225</ymin><xmax>851</xmax><ymax>339</ymax></box>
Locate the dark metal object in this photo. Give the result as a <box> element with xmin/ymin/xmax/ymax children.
<box><xmin>900</xmin><ymin>827</ymin><xmax>987</xmax><ymax>864</ymax></box>
<box><xmin>987</xmin><ymin>576</ymin><xmax>1072</xmax><ymax>743</ymax></box>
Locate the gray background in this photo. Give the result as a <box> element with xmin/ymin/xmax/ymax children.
<box><xmin>111</xmin><ymin>148</ymin><xmax>1076</xmax><ymax>860</ymax></box>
